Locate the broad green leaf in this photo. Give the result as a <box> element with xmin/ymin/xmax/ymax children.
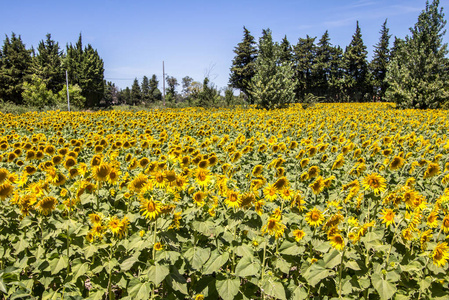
<box><xmin>290</xmin><ymin>285</ymin><xmax>308</xmax><ymax>300</ymax></box>
<box><xmin>303</xmin><ymin>263</ymin><xmax>332</xmax><ymax>286</ymax></box>
<box><xmin>400</xmin><ymin>260</ymin><xmax>422</xmax><ymax>273</ymax></box>
<box><xmin>346</xmin><ymin>260</ymin><xmax>361</xmax><ymax>271</ymax></box>
<box><xmin>166</xmin><ymin>269</ymin><xmax>188</xmax><ymax>295</ymax></box>
<box><xmin>128</xmin><ymin>282</ymin><xmax>152</xmax><ymax>300</ymax></box>
<box><xmin>148</xmin><ymin>263</ymin><xmax>170</xmax><ymax>286</ymax></box>
<box><xmin>72</xmin><ymin>262</ymin><xmax>88</xmax><ymax>281</ymax></box>
<box><xmin>13</xmin><ymin>238</ymin><xmax>29</xmax><ymax>255</ymax></box>
<box><xmin>0</xmin><ymin>278</ymin><xmax>6</xmax><ymax>294</ymax></box>
<box><xmin>86</xmin><ymin>290</ymin><xmax>105</xmax><ymax>300</ymax></box>
<box><xmin>261</xmin><ymin>278</ymin><xmax>287</xmax><ymax>300</ymax></box>
<box><xmin>279</xmin><ymin>240</ymin><xmax>300</xmax><ymax>256</ymax></box>
<box><xmin>216</xmin><ymin>278</ymin><xmax>240</xmax><ymax>300</ymax></box>
<box><xmin>275</xmin><ymin>257</ymin><xmax>291</xmax><ymax>274</ymax></box>
<box><xmin>323</xmin><ymin>249</ymin><xmax>342</xmax><ymax>269</ymax></box>
<box><xmin>84</xmin><ymin>244</ymin><xmax>98</xmax><ymax>259</ymax></box>
<box><xmin>234</xmin><ymin>244</ymin><xmax>253</xmax><ymax>257</ymax></box>
<box><xmin>105</xmin><ymin>258</ymin><xmax>118</xmax><ymax>273</ymax></box>
<box><xmin>120</xmin><ymin>256</ymin><xmax>139</xmax><ymax>272</ymax></box>
<box><xmin>372</xmin><ymin>273</ymin><xmax>396</xmax><ymax>300</ymax></box>
<box><xmin>51</xmin><ymin>255</ymin><xmax>68</xmax><ymax>275</ymax></box>
<box><xmin>235</xmin><ymin>255</ymin><xmax>260</xmax><ymax>277</ymax></box>
<box><xmin>203</xmin><ymin>251</ymin><xmax>229</xmax><ymax>275</ymax></box>
<box><xmin>184</xmin><ymin>247</ymin><xmax>210</xmax><ymax>270</ymax></box>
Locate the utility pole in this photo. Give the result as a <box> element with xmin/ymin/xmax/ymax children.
<box><xmin>66</xmin><ymin>70</ymin><xmax>70</xmax><ymax>112</ymax></box>
<box><xmin>162</xmin><ymin>61</ymin><xmax>166</xmax><ymax>107</ymax></box>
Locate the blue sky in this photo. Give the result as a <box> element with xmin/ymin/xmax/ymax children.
<box><xmin>1</xmin><ymin>0</ymin><xmax>442</xmax><ymax>91</ymax></box>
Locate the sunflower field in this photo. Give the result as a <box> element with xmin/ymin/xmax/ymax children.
<box><xmin>0</xmin><ymin>103</ymin><xmax>449</xmax><ymax>300</ymax></box>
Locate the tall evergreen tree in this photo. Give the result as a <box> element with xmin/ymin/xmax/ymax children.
<box><xmin>103</xmin><ymin>81</ymin><xmax>119</xmax><ymax>106</ymax></box>
<box><xmin>249</xmin><ymin>29</ymin><xmax>296</xmax><ymax>109</ymax></box>
<box><xmin>0</xmin><ymin>33</ymin><xmax>33</xmax><ymax>104</ymax></box>
<box><xmin>370</xmin><ymin>20</ymin><xmax>391</xmax><ymax>101</ymax></box>
<box><xmin>131</xmin><ymin>78</ymin><xmax>142</xmax><ymax>105</ymax></box>
<box><xmin>149</xmin><ymin>74</ymin><xmax>162</xmax><ymax>102</ymax></box>
<box><xmin>279</xmin><ymin>35</ymin><xmax>293</xmax><ymax>63</ymax></box>
<box><xmin>229</xmin><ymin>26</ymin><xmax>258</xmax><ymax>102</ymax></box>
<box><xmin>165</xmin><ymin>75</ymin><xmax>178</xmax><ymax>102</ymax></box>
<box><xmin>32</xmin><ymin>33</ymin><xmax>65</xmax><ymax>94</ymax></box>
<box><xmin>65</xmin><ymin>34</ymin><xmax>104</xmax><ymax>108</ymax></box>
<box><xmin>293</xmin><ymin>35</ymin><xmax>316</xmax><ymax>100</ymax></box>
<box><xmin>386</xmin><ymin>0</ymin><xmax>449</xmax><ymax>108</ymax></box>
<box><xmin>343</xmin><ymin>21</ymin><xmax>370</xmax><ymax>102</ymax></box>
<box><xmin>141</xmin><ymin>76</ymin><xmax>150</xmax><ymax>103</ymax></box>
<box><xmin>328</xmin><ymin>46</ymin><xmax>345</xmax><ymax>102</ymax></box>
<box><xmin>313</xmin><ymin>31</ymin><xmax>333</xmax><ymax>99</ymax></box>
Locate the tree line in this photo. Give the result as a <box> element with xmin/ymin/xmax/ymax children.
<box><xmin>229</xmin><ymin>0</ymin><xmax>449</xmax><ymax>109</ymax></box>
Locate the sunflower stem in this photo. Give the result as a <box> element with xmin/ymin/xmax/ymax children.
<box><xmin>338</xmin><ymin>248</ymin><xmax>345</xmax><ymax>299</ymax></box>
<box><xmin>385</xmin><ymin>218</ymin><xmax>403</xmax><ymax>269</ymax></box>
<box><xmin>260</xmin><ymin>241</ymin><xmax>267</xmax><ymax>298</ymax></box>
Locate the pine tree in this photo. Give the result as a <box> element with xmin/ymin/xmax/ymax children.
<box><xmin>0</xmin><ymin>33</ymin><xmax>33</xmax><ymax>104</ymax></box>
<box><xmin>313</xmin><ymin>31</ymin><xmax>333</xmax><ymax>99</ymax></box>
<box><xmin>149</xmin><ymin>74</ymin><xmax>162</xmax><ymax>102</ymax></box>
<box><xmin>385</xmin><ymin>0</ymin><xmax>449</xmax><ymax>109</ymax></box>
<box><xmin>328</xmin><ymin>46</ymin><xmax>345</xmax><ymax>102</ymax></box>
<box><xmin>293</xmin><ymin>35</ymin><xmax>316</xmax><ymax>100</ymax></box>
<box><xmin>279</xmin><ymin>35</ymin><xmax>293</xmax><ymax>63</ymax></box>
<box><xmin>370</xmin><ymin>20</ymin><xmax>391</xmax><ymax>101</ymax></box>
<box><xmin>131</xmin><ymin>78</ymin><xmax>142</xmax><ymax>105</ymax></box>
<box><xmin>65</xmin><ymin>34</ymin><xmax>104</xmax><ymax>108</ymax></box>
<box><xmin>249</xmin><ymin>29</ymin><xmax>296</xmax><ymax>109</ymax></box>
<box><xmin>343</xmin><ymin>21</ymin><xmax>370</xmax><ymax>102</ymax></box>
<box><xmin>32</xmin><ymin>34</ymin><xmax>65</xmax><ymax>94</ymax></box>
<box><xmin>229</xmin><ymin>26</ymin><xmax>258</xmax><ymax>102</ymax></box>
<box><xmin>141</xmin><ymin>76</ymin><xmax>150</xmax><ymax>103</ymax></box>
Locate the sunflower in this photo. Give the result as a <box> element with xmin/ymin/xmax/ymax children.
<box><xmin>151</xmin><ymin>171</ymin><xmax>165</xmax><ymax>189</ymax></box>
<box><xmin>108</xmin><ymin>167</ymin><xmax>121</xmax><ymax>184</ymax></box>
<box><xmin>129</xmin><ymin>174</ymin><xmax>149</xmax><ymax>192</ymax></box>
<box><xmin>329</xmin><ymin>234</ymin><xmax>345</xmax><ymax>251</ymax></box>
<box><xmin>91</xmin><ymin>223</ymin><xmax>105</xmax><ymax>238</ymax></box>
<box><xmin>52</xmin><ymin>172</ymin><xmax>67</xmax><ymax>186</ymax></box>
<box><xmin>292</xmin><ymin>229</ymin><xmax>306</xmax><ymax>242</ymax></box>
<box><xmin>441</xmin><ymin>215</ymin><xmax>449</xmax><ymax>233</ymax></box>
<box><xmin>192</xmin><ymin>191</ymin><xmax>206</xmax><ymax>207</ymax></box>
<box><xmin>0</xmin><ymin>182</ymin><xmax>14</xmax><ymax>200</ymax></box>
<box><xmin>420</xmin><ymin>229</ymin><xmax>433</xmax><ymax>251</ymax></box>
<box><xmin>36</xmin><ymin>196</ymin><xmax>57</xmax><ymax>216</ymax></box>
<box><xmin>0</xmin><ymin>168</ymin><xmax>9</xmax><ymax>183</ymax></box>
<box><xmin>225</xmin><ymin>190</ymin><xmax>241</xmax><ymax>209</ymax></box>
<box><xmin>154</xmin><ymin>242</ymin><xmax>163</xmax><ymax>251</ymax></box>
<box><xmin>307</xmin><ymin>166</ymin><xmax>320</xmax><ymax>178</ymax></box>
<box><xmin>108</xmin><ymin>216</ymin><xmax>121</xmax><ymax>236</ymax></box>
<box><xmin>89</xmin><ymin>213</ymin><xmax>103</xmax><ymax>224</ymax></box>
<box><xmin>64</xmin><ymin>157</ymin><xmax>77</xmax><ymax>169</ymax></box>
<box><xmin>69</xmin><ymin>167</ymin><xmax>80</xmax><ymax>179</ymax></box>
<box><xmin>309</xmin><ymin>176</ymin><xmax>325</xmax><ymax>195</ymax></box>
<box><xmin>432</xmin><ymin>242</ymin><xmax>449</xmax><ymax>267</ymax></box>
<box><xmin>362</xmin><ymin>173</ymin><xmax>387</xmax><ymax>195</ymax></box>
<box><xmin>25</xmin><ymin>165</ymin><xmax>37</xmax><ymax>175</ymax></box>
<box><xmin>195</xmin><ymin>168</ymin><xmax>211</xmax><ymax>187</ymax></box>
<box><xmin>390</xmin><ymin>156</ymin><xmax>405</xmax><ymax>171</ymax></box>
<box><xmin>92</xmin><ymin>162</ymin><xmax>111</xmax><ymax>182</ymax></box>
<box><xmin>273</xmin><ymin>176</ymin><xmax>288</xmax><ymax>191</ymax></box>
<box><xmin>164</xmin><ymin>170</ymin><xmax>177</xmax><ymax>184</ymax></box>
<box><xmin>332</xmin><ymin>154</ymin><xmax>345</xmax><ymax>170</ymax></box>
<box><xmin>423</xmin><ymin>162</ymin><xmax>440</xmax><ymax>179</ymax></box>
<box><xmin>426</xmin><ymin>211</ymin><xmax>439</xmax><ymax>228</ymax></box>
<box><xmin>252</xmin><ymin>165</ymin><xmax>264</xmax><ymax>177</ymax></box>
<box><xmin>261</xmin><ymin>217</ymin><xmax>286</xmax><ymax>239</ymax></box>
<box><xmin>300</xmin><ymin>158</ymin><xmax>309</xmax><ymax>168</ymax></box>
<box><xmin>305</xmin><ymin>208</ymin><xmax>325</xmax><ymax>227</ymax></box>
<box><xmin>263</xmin><ymin>183</ymin><xmax>278</xmax><ymax>201</ymax></box>
<box><xmin>118</xmin><ymin>216</ymin><xmax>130</xmax><ymax>238</ymax></box>
<box><xmin>379</xmin><ymin>208</ymin><xmax>395</xmax><ymax>227</ymax></box>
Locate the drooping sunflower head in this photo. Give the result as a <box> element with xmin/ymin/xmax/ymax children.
<box><xmin>36</xmin><ymin>196</ymin><xmax>57</xmax><ymax>216</ymax></box>
<box><xmin>0</xmin><ymin>182</ymin><xmax>14</xmax><ymax>200</ymax></box>
<box><xmin>0</xmin><ymin>168</ymin><xmax>10</xmax><ymax>184</ymax></box>
<box><xmin>93</xmin><ymin>162</ymin><xmax>111</xmax><ymax>182</ymax></box>
<box><xmin>424</xmin><ymin>163</ymin><xmax>440</xmax><ymax>179</ymax></box>
<box><xmin>273</xmin><ymin>176</ymin><xmax>288</xmax><ymax>191</ymax></box>
<box><xmin>129</xmin><ymin>174</ymin><xmax>148</xmax><ymax>192</ymax></box>
<box><xmin>389</xmin><ymin>156</ymin><xmax>405</xmax><ymax>171</ymax></box>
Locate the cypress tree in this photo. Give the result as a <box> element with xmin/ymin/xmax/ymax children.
<box><xmin>313</xmin><ymin>31</ymin><xmax>333</xmax><ymax>99</ymax></box>
<box><xmin>293</xmin><ymin>35</ymin><xmax>316</xmax><ymax>100</ymax></box>
<box><xmin>279</xmin><ymin>35</ymin><xmax>293</xmax><ymax>64</ymax></box>
<box><xmin>370</xmin><ymin>20</ymin><xmax>391</xmax><ymax>101</ymax></box>
<box><xmin>33</xmin><ymin>34</ymin><xmax>65</xmax><ymax>94</ymax></box>
<box><xmin>131</xmin><ymin>78</ymin><xmax>142</xmax><ymax>105</ymax></box>
<box><xmin>229</xmin><ymin>26</ymin><xmax>258</xmax><ymax>102</ymax></box>
<box><xmin>249</xmin><ymin>29</ymin><xmax>296</xmax><ymax>109</ymax></box>
<box><xmin>149</xmin><ymin>74</ymin><xmax>162</xmax><ymax>102</ymax></box>
<box><xmin>0</xmin><ymin>33</ymin><xmax>33</xmax><ymax>104</ymax></box>
<box><xmin>343</xmin><ymin>21</ymin><xmax>370</xmax><ymax>102</ymax></box>
<box><xmin>385</xmin><ymin>0</ymin><xmax>449</xmax><ymax>109</ymax></box>
<box><xmin>141</xmin><ymin>75</ymin><xmax>150</xmax><ymax>103</ymax></box>
<box><xmin>328</xmin><ymin>46</ymin><xmax>345</xmax><ymax>102</ymax></box>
